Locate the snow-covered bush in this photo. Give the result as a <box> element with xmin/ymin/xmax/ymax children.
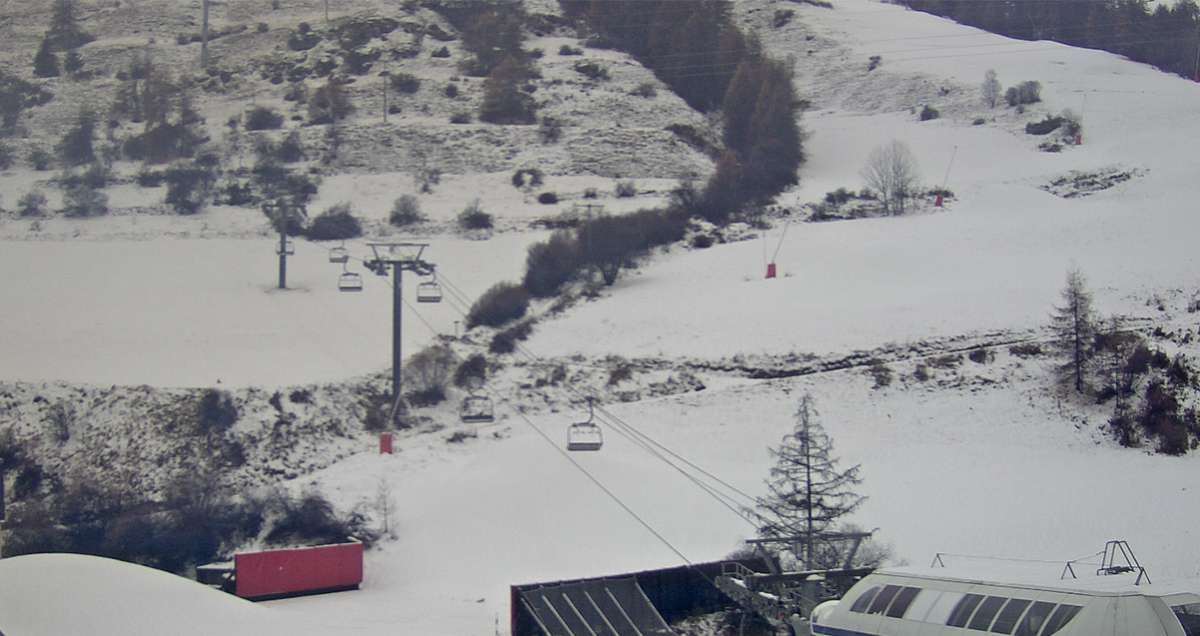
<box><xmin>17</xmin><ymin>190</ymin><xmax>47</xmax><ymax>217</ymax></box>
<box><xmin>405</xmin><ymin>344</ymin><xmax>455</xmax><ymax>406</ymax></box>
<box><xmin>61</xmin><ymin>183</ymin><xmax>108</xmax><ymax>218</ymax></box>
<box><xmin>389</xmin><ymin>194</ymin><xmax>424</xmax><ymax>226</ymax></box>
<box><xmin>467</xmin><ymin>281</ymin><xmax>529</xmax><ymax>329</ymax></box>
<box><xmin>523</xmin><ymin>230</ymin><xmax>580</xmax><ymax>297</ymax></box>
<box><xmin>614</xmin><ymin>180</ymin><xmax>637</xmax><ymax>198</ymax></box>
<box><xmin>489</xmin><ymin>319</ymin><xmax>533</xmax><ymax>354</ymax></box>
<box><xmin>454</xmin><ymin>354</ymin><xmax>488</xmax><ymax>388</ymax></box>
<box><xmin>457</xmin><ymin>199</ymin><xmax>493</xmax><ymax>230</ymax></box>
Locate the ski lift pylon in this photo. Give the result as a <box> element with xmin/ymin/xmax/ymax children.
<box><xmin>567</xmin><ymin>398</ymin><xmax>603</xmax><ymax>451</ymax></box>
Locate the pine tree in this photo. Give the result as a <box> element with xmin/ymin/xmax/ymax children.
<box><xmin>1051</xmin><ymin>268</ymin><xmax>1096</xmax><ymax>393</ymax></box>
<box><xmin>33</xmin><ymin>38</ymin><xmax>61</xmax><ymax>78</ymax></box>
<box><xmin>755</xmin><ymin>394</ymin><xmax>865</xmax><ymax>569</ymax></box>
<box><xmin>63</xmin><ymin>49</ymin><xmax>83</xmax><ymax>77</ymax></box>
<box><xmin>47</xmin><ymin>0</ymin><xmax>94</xmax><ymax>50</ymax></box>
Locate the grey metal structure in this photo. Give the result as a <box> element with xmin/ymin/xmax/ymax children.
<box><xmin>363</xmin><ymin>242</ymin><xmax>436</xmax><ymax>416</ymax></box>
<box><xmin>518</xmin><ymin>577</ymin><xmax>674</xmax><ymax>636</ymax></box>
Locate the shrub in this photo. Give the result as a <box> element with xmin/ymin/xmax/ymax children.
<box><xmin>1009</xmin><ymin>342</ymin><xmax>1043</xmax><ymax>358</ymax></box>
<box><xmin>1005</xmin><ymin>80</ymin><xmax>1041</xmax><ymax>106</ymax></box>
<box><xmin>457</xmin><ymin>199</ymin><xmax>493</xmax><ymax>230</ymax></box>
<box><xmin>57</xmin><ymin>110</ymin><xmax>97</xmax><ymax>168</ymax></box>
<box><xmin>773</xmin><ymin>9</ymin><xmax>795</xmax><ymax>27</ymax></box>
<box><xmin>453</xmin><ymin>354</ymin><xmax>488</xmax><ymax>388</ymax></box>
<box><xmin>18</xmin><ymin>190</ymin><xmax>48</xmax><ymax>217</ymax></box>
<box><xmin>164</xmin><ymin>163</ymin><xmax>215</xmax><ymax>215</ymax></box>
<box><xmin>523</xmin><ymin>230</ymin><xmax>580</xmax><ymax>297</ymax></box>
<box><xmin>968</xmin><ymin>348</ymin><xmax>991</xmax><ymax>364</ymax></box>
<box><xmin>913</xmin><ymin>363</ymin><xmax>930</xmax><ymax>382</ymax></box>
<box><xmin>61</xmin><ymin>184</ymin><xmax>108</xmax><ymax>217</ymax></box>
<box><xmin>0</xmin><ymin>142</ymin><xmax>13</xmax><ymax>170</ymax></box>
<box><xmin>512</xmin><ymin>168</ymin><xmax>544</xmax><ymax>189</ymax></box>
<box><xmin>275</xmin><ymin>130</ymin><xmax>306</xmax><ymax>162</ymax></box>
<box><xmin>389</xmin><ymin>194</ymin><xmax>424</xmax><ymax>226</ymax></box>
<box><xmin>262</xmin><ymin>491</ymin><xmax>369</xmax><ymax>547</ymax></box>
<box><xmin>539</xmin><ymin>116</ymin><xmax>562</xmax><ymax>143</ymax></box>
<box><xmin>614</xmin><ymin>180</ymin><xmax>637</xmax><ymax>198</ymax></box>
<box><xmin>287</xmin><ymin>23</ymin><xmax>321</xmax><ymax>51</ymax></box>
<box><xmin>558</xmin><ymin>44</ymin><xmax>583</xmax><ymax>56</ymax></box>
<box><xmin>868</xmin><ymin>361</ymin><xmax>892</xmax><ymax>388</ymax></box>
<box><xmin>431</xmin><ymin>46</ymin><xmax>451</xmax><ymax>58</ymax></box>
<box><xmin>28</xmin><ymin>147</ymin><xmax>53</xmax><ymax>171</ymax></box>
<box><xmin>308</xmin><ymin>80</ymin><xmax>354</xmax><ymax>124</ymax></box>
<box><xmin>245</xmin><ymin>106</ymin><xmax>285</xmax><ymax>130</ymax></box>
<box><xmin>307</xmin><ymin>203</ymin><xmax>363</xmax><ymax>240</ymax></box>
<box><xmin>489</xmin><ymin>319</ymin><xmax>533</xmax><ymax>353</ymax></box>
<box><xmin>868</xmin><ymin>55</ymin><xmax>882</xmax><ymax>71</ymax></box>
<box><xmin>573</xmin><ymin>60</ymin><xmax>609</xmax><ymax>80</ymax></box>
<box><xmin>467</xmin><ymin>282</ymin><xmax>529</xmax><ymax>328</ymax></box>
<box><xmin>449</xmin><ymin>111</ymin><xmax>472</xmax><ymax>124</ymax></box>
<box><xmin>537</xmin><ymin>191</ymin><xmax>559</xmax><ymax>204</ymax></box>
<box><xmin>972</xmin><ymin>117</ymin><xmax>986</xmax><ymax>126</ymax></box>
<box><xmin>390</xmin><ymin>72</ymin><xmax>421</xmax><ymax>94</ymax></box>
<box><xmin>197</xmin><ymin>389</ymin><xmax>238</xmax><ymax>435</ymax></box>
<box><xmin>405</xmin><ymin>344</ymin><xmax>455</xmax><ymax>406</ymax></box>
<box><xmin>136</xmin><ymin>168</ymin><xmax>166</xmax><ymax>187</ymax></box>
<box><xmin>257</xmin><ymin>22</ymin><xmax>269</xmax><ymax>33</ymax></box>
<box><xmin>919</xmin><ymin>105</ymin><xmax>940</xmax><ymax>121</ymax></box>
<box><xmin>289</xmin><ymin>389</ymin><xmax>312</xmax><ymax>404</ymax></box>
<box><xmin>1025</xmin><ymin>116</ymin><xmax>1063</xmax><ymax>135</ymax></box>
<box><xmin>583</xmin><ymin>187</ymin><xmax>598</xmax><ymax>199</ymax></box>
<box><xmin>631</xmin><ymin>82</ymin><xmax>657</xmax><ymax>98</ymax></box>
<box><xmin>444</xmin><ymin>83</ymin><xmax>459</xmax><ymax>98</ymax></box>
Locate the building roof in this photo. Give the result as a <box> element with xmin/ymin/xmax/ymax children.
<box><xmin>876</xmin><ymin>563</ymin><xmax>1200</xmax><ymax>598</ymax></box>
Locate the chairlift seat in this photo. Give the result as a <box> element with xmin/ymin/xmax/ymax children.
<box><xmin>460</xmin><ymin>396</ymin><xmax>495</xmax><ymax>423</ymax></box>
<box><xmin>338</xmin><ymin>272</ymin><xmax>363</xmax><ymax>292</ymax></box>
<box><xmin>328</xmin><ymin>246</ymin><xmax>349</xmax><ymax>264</ymax></box>
<box><xmin>567</xmin><ymin>422</ymin><xmax>603</xmax><ymax>451</ymax></box>
<box><xmin>416</xmin><ymin>281</ymin><xmax>443</xmax><ymax>303</ymax></box>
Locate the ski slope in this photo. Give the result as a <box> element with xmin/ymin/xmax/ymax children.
<box><xmin>3</xmin><ymin>0</ymin><xmax>1200</xmax><ymax>634</ymax></box>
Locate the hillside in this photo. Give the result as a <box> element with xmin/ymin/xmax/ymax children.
<box><xmin>2</xmin><ymin>0</ymin><xmax>1200</xmax><ymax>635</ymax></box>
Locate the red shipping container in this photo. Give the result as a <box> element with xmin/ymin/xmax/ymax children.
<box><xmin>234</xmin><ymin>541</ymin><xmax>363</xmax><ymax>600</ymax></box>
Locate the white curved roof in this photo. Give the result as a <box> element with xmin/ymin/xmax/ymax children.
<box><xmin>0</xmin><ymin>554</ymin><xmax>320</xmax><ymax>636</ymax></box>
<box><xmin>877</xmin><ymin>564</ymin><xmax>1200</xmax><ymax>598</ymax></box>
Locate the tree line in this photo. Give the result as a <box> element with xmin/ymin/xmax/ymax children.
<box><xmin>898</xmin><ymin>0</ymin><xmax>1200</xmax><ymax>81</ymax></box>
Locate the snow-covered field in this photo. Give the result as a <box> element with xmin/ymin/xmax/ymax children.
<box><xmin>4</xmin><ymin>0</ymin><xmax>1200</xmax><ymax>634</ymax></box>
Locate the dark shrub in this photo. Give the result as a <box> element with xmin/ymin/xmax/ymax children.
<box><xmin>0</xmin><ymin>142</ymin><xmax>14</xmax><ymax>170</ymax></box>
<box><xmin>449</xmin><ymin>111</ymin><xmax>472</xmax><ymax>124</ymax></box>
<box><xmin>631</xmin><ymin>82</ymin><xmax>657</xmax><ymax>98</ymax></box>
<box><xmin>1009</xmin><ymin>342</ymin><xmax>1043</xmax><ymax>358</ymax></box>
<box><xmin>537</xmin><ymin>191</ymin><xmax>558</xmax><ymax>204</ymax></box>
<box><xmin>467</xmin><ymin>282</ymin><xmax>529</xmax><ymax>328</ymax></box>
<box><xmin>868</xmin><ymin>361</ymin><xmax>892</xmax><ymax>388</ymax></box>
<box><xmin>57</xmin><ymin>110</ymin><xmax>97</xmax><ymax>167</ymax></box>
<box><xmin>489</xmin><ymin>319</ymin><xmax>533</xmax><ymax>354</ymax></box>
<box><xmin>197</xmin><ymin>389</ymin><xmax>238</xmax><ymax>434</ymax></box>
<box><xmin>773</xmin><ymin>9</ymin><xmax>795</xmax><ymax>27</ymax></box>
<box><xmin>558</xmin><ymin>44</ymin><xmax>583</xmax><ymax>55</ymax></box>
<box><xmin>389</xmin><ymin>194</ymin><xmax>424</xmax><ymax>226</ymax></box>
<box><xmin>432</xmin><ymin>46</ymin><xmax>451</xmax><ymax>58</ymax></box>
<box><xmin>164</xmin><ymin>163</ymin><xmax>215</xmax><ymax>215</ymax></box>
<box><xmin>1005</xmin><ymin>80</ymin><xmax>1041</xmax><ymax>106</ymax></box>
<box><xmin>257</xmin><ymin>22</ymin><xmax>269</xmax><ymax>33</ymax></box>
<box><xmin>457</xmin><ymin>199</ymin><xmax>493</xmax><ymax>230</ymax></box>
<box><xmin>28</xmin><ymin>147</ymin><xmax>53</xmax><ymax>171</ymax></box>
<box><xmin>17</xmin><ymin>190</ymin><xmax>48</xmax><ymax>217</ymax></box>
<box><xmin>61</xmin><ymin>184</ymin><xmax>108</xmax><ymax>218</ymax></box>
<box><xmin>615</xmin><ymin>180</ymin><xmax>637</xmax><ymax>198</ymax></box>
<box><xmin>972</xmin><ymin>117</ymin><xmax>986</xmax><ymax>125</ymax></box>
<box><xmin>920</xmin><ymin>105</ymin><xmax>940</xmax><ymax>121</ymax></box>
<box><xmin>308</xmin><ymin>80</ymin><xmax>354</xmax><ymax>124</ymax></box>
<box><xmin>1025</xmin><ymin>116</ymin><xmax>1063</xmax><ymax>135</ymax></box>
<box><xmin>275</xmin><ymin>130</ymin><xmax>306</xmax><ymax>162</ymax></box>
<box><xmin>511</xmin><ymin>168</ymin><xmax>544</xmax><ymax>189</ymax></box>
<box><xmin>289</xmin><ymin>389</ymin><xmax>312</xmax><ymax>404</ymax></box>
<box><xmin>390</xmin><ymin>72</ymin><xmax>421</xmax><ymax>93</ymax></box>
<box><xmin>691</xmin><ymin>234</ymin><xmax>714</xmax><ymax>248</ymax></box>
<box><xmin>405</xmin><ymin>344</ymin><xmax>455</xmax><ymax>407</ymax></box>
<box><xmin>245</xmin><ymin>106</ymin><xmax>285</xmax><ymax>130</ymax></box>
<box><xmin>523</xmin><ymin>230</ymin><xmax>580</xmax><ymax>297</ymax></box>
<box><xmin>262</xmin><ymin>491</ymin><xmax>367</xmax><ymax>546</ymax></box>
<box><xmin>307</xmin><ymin>203</ymin><xmax>363</xmax><ymax>240</ymax></box>
<box><xmin>968</xmin><ymin>348</ymin><xmax>991</xmax><ymax>364</ymax></box>
<box><xmin>287</xmin><ymin>23</ymin><xmax>321</xmax><ymax>51</ymax></box>
<box><xmin>136</xmin><ymin>168</ymin><xmax>166</xmax><ymax>187</ymax></box>
<box><xmin>453</xmin><ymin>354</ymin><xmax>488</xmax><ymax>388</ymax></box>
<box><xmin>219</xmin><ymin>181</ymin><xmax>256</xmax><ymax>206</ymax></box>
<box><xmin>444</xmin><ymin>83</ymin><xmax>459</xmax><ymax>98</ymax></box>
<box><xmin>539</xmin><ymin>116</ymin><xmax>562</xmax><ymax>143</ymax></box>
<box><xmin>573</xmin><ymin>60</ymin><xmax>609</xmax><ymax>80</ymax></box>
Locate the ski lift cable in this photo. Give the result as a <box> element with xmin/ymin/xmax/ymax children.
<box><xmin>428</xmin><ymin>272</ymin><xmax>765</xmax><ymax>521</ymax></box>
<box><xmin>434</xmin><ymin>270</ymin><xmax>762</xmax><ymax>509</ymax></box>
<box><xmin>399</xmin><ymin>299</ymin><xmax>709</xmax><ymax>571</ymax></box>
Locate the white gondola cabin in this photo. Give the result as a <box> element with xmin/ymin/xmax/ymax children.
<box><xmin>803</xmin><ymin>566</ymin><xmax>1200</xmax><ymax>636</ymax></box>
<box><xmin>460</xmin><ymin>395</ymin><xmax>495</xmax><ymax>423</ymax></box>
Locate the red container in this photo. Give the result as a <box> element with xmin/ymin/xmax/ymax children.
<box><xmin>380</xmin><ymin>432</ymin><xmax>393</xmax><ymax>454</ymax></box>
<box><xmin>765</xmin><ymin>262</ymin><xmax>777</xmax><ymax>279</ymax></box>
<box><xmin>234</xmin><ymin>541</ymin><xmax>363</xmax><ymax>600</ymax></box>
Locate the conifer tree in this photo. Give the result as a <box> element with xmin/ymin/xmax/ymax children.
<box><xmin>755</xmin><ymin>394</ymin><xmax>865</xmax><ymax>569</ymax></box>
<box><xmin>47</xmin><ymin>0</ymin><xmax>94</xmax><ymax>50</ymax></box>
<box><xmin>33</xmin><ymin>38</ymin><xmax>61</xmax><ymax>78</ymax></box>
<box><xmin>63</xmin><ymin>49</ymin><xmax>84</xmax><ymax>77</ymax></box>
<box><xmin>1051</xmin><ymin>268</ymin><xmax>1096</xmax><ymax>393</ymax></box>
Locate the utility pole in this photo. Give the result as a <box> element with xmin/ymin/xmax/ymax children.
<box><xmin>364</xmin><ymin>243</ymin><xmax>436</xmax><ymax>422</ymax></box>
<box><xmin>381</xmin><ymin>69</ymin><xmax>390</xmax><ymax>123</ymax></box>
<box><xmin>201</xmin><ymin>0</ymin><xmax>210</xmax><ymax>68</ymax></box>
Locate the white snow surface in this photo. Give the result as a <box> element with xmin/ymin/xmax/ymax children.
<box><xmin>4</xmin><ymin>1</ymin><xmax>1200</xmax><ymax>635</ymax></box>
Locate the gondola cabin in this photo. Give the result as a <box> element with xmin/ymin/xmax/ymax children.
<box><xmin>804</xmin><ymin>566</ymin><xmax>1200</xmax><ymax>636</ymax></box>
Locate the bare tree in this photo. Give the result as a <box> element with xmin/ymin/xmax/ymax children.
<box><xmin>861</xmin><ymin>140</ymin><xmax>921</xmax><ymax>215</ymax></box>
<box><xmin>1051</xmin><ymin>268</ymin><xmax>1096</xmax><ymax>393</ymax></box>
<box><xmin>375</xmin><ymin>476</ymin><xmax>396</xmax><ymax>539</ymax></box>
<box><xmin>981</xmin><ymin>69</ymin><xmax>1001</xmax><ymax>109</ymax></box>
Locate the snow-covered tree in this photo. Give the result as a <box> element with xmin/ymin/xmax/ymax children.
<box><xmin>981</xmin><ymin>69</ymin><xmax>1001</xmax><ymax>108</ymax></box>
<box><xmin>755</xmin><ymin>394</ymin><xmax>865</xmax><ymax>569</ymax></box>
<box><xmin>1051</xmin><ymin>268</ymin><xmax>1096</xmax><ymax>393</ymax></box>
